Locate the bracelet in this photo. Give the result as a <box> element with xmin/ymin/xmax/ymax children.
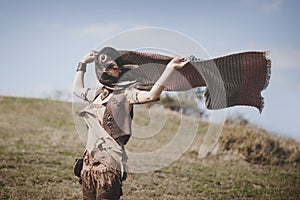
<box><xmin>76</xmin><ymin>62</ymin><xmax>87</xmax><ymax>73</ymax></box>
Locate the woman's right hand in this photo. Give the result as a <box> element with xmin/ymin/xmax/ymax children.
<box><xmin>81</xmin><ymin>50</ymin><xmax>98</xmax><ymax>64</ymax></box>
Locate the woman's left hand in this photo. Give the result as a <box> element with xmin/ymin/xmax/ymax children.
<box><xmin>166</xmin><ymin>57</ymin><xmax>190</xmax><ymax>70</ymax></box>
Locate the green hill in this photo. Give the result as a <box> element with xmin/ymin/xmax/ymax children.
<box><xmin>0</xmin><ymin>96</ymin><xmax>299</xmax><ymax>199</ymax></box>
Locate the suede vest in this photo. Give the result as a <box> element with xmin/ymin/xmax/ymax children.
<box><xmin>102</xmin><ymin>91</ymin><xmax>133</xmax><ymax>145</ymax></box>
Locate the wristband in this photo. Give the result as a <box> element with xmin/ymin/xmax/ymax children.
<box><xmin>76</xmin><ymin>62</ymin><xmax>87</xmax><ymax>73</ymax></box>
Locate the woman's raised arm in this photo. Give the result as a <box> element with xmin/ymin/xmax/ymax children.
<box><xmin>132</xmin><ymin>57</ymin><xmax>189</xmax><ymax>104</ymax></box>
<box><xmin>73</xmin><ymin>51</ymin><xmax>98</xmax><ymax>101</ymax></box>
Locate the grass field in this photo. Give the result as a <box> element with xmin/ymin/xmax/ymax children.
<box><xmin>0</xmin><ymin>96</ymin><xmax>299</xmax><ymax>199</ymax></box>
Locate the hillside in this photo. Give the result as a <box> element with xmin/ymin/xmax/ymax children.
<box><xmin>0</xmin><ymin>96</ymin><xmax>299</xmax><ymax>199</ymax></box>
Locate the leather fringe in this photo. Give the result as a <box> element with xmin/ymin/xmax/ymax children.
<box><xmin>81</xmin><ymin>166</ymin><xmax>121</xmax><ymax>190</ymax></box>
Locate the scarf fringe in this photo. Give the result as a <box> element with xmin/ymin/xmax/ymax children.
<box><xmin>263</xmin><ymin>53</ymin><xmax>272</xmax><ymax>91</ymax></box>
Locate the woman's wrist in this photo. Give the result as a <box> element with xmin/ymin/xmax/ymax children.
<box><xmin>165</xmin><ymin>65</ymin><xmax>175</xmax><ymax>70</ymax></box>
<box><xmin>76</xmin><ymin>62</ymin><xmax>87</xmax><ymax>72</ymax></box>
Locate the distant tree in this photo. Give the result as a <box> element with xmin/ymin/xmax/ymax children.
<box><xmin>160</xmin><ymin>93</ymin><xmax>181</xmax><ymax>112</ymax></box>
<box><xmin>193</xmin><ymin>87</ymin><xmax>208</xmax><ymax>118</ymax></box>
<box><xmin>153</xmin><ymin>87</ymin><xmax>209</xmax><ymax>118</ymax></box>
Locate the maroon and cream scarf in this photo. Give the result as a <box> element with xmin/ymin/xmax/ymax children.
<box><xmin>106</xmin><ymin>49</ymin><xmax>271</xmax><ymax>112</ymax></box>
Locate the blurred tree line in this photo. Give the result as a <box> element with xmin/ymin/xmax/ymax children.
<box><xmin>147</xmin><ymin>87</ymin><xmax>209</xmax><ymax>119</ymax></box>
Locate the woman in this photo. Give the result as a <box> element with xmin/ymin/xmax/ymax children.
<box><xmin>73</xmin><ymin>47</ymin><xmax>189</xmax><ymax>200</ymax></box>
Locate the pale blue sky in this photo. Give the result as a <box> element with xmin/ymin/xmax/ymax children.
<box><xmin>0</xmin><ymin>0</ymin><xmax>299</xmax><ymax>140</ymax></box>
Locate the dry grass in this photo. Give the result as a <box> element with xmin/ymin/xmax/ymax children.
<box><xmin>0</xmin><ymin>96</ymin><xmax>299</xmax><ymax>199</ymax></box>
<box><xmin>216</xmin><ymin>121</ymin><xmax>300</xmax><ymax>166</ymax></box>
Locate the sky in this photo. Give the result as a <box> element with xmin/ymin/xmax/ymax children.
<box><xmin>0</xmin><ymin>0</ymin><xmax>299</xmax><ymax>141</ymax></box>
